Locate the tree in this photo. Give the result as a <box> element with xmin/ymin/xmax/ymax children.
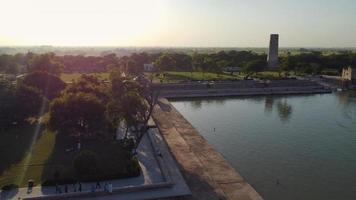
<box><xmin>243</xmin><ymin>60</ymin><xmax>266</xmax><ymax>78</ymax></box>
<box><xmin>21</xmin><ymin>72</ymin><xmax>66</xmax><ymax>99</ymax></box>
<box><xmin>192</xmin><ymin>53</ymin><xmax>205</xmax><ymax>78</ymax></box>
<box><xmin>202</xmin><ymin>56</ymin><xmax>217</xmax><ymax>78</ymax></box>
<box><xmin>0</xmin><ymin>54</ymin><xmax>21</xmax><ymax>74</ymax></box>
<box><xmin>0</xmin><ymin>78</ymin><xmax>18</xmax><ymax>129</ymax></box>
<box><xmin>49</xmin><ymin>92</ymin><xmax>106</xmax><ymax>138</ymax></box>
<box><xmin>107</xmin><ymin>73</ymin><xmax>158</xmax><ymax>149</ymax></box>
<box><xmin>65</xmin><ymin>74</ymin><xmax>108</xmax><ymax>103</ymax></box>
<box><xmin>0</xmin><ymin>78</ymin><xmax>46</xmax><ymax>129</ymax></box>
<box><xmin>28</xmin><ymin>53</ymin><xmax>63</xmax><ymax>75</ymax></box>
<box><xmin>280</xmin><ymin>52</ymin><xmax>295</xmax><ymax>75</ymax></box>
<box><xmin>154</xmin><ymin>54</ymin><xmax>176</xmax><ymax>71</ymax></box>
<box><xmin>15</xmin><ymin>84</ymin><xmax>47</xmax><ymax>120</ymax></box>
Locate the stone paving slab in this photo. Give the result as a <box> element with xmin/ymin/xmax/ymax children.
<box><xmin>152</xmin><ymin>98</ymin><xmax>264</xmax><ymax>200</ymax></box>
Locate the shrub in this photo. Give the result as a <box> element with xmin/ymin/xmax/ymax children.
<box><xmin>127</xmin><ymin>157</ymin><xmax>141</xmax><ymax>176</ymax></box>
<box><xmin>73</xmin><ymin>150</ymin><xmax>99</xmax><ymax>176</ymax></box>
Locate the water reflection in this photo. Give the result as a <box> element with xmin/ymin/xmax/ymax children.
<box><xmin>337</xmin><ymin>91</ymin><xmax>356</xmax><ymax>106</ymax></box>
<box><xmin>264</xmin><ymin>97</ymin><xmax>293</xmax><ymax>122</ymax></box>
<box><xmin>336</xmin><ymin>92</ymin><xmax>356</xmax><ymax>121</ymax></box>
<box><xmin>276</xmin><ymin>100</ymin><xmax>293</xmax><ymax>122</ymax></box>
<box><xmin>264</xmin><ymin>97</ymin><xmax>274</xmax><ymax>114</ymax></box>
<box><xmin>188</xmin><ymin>98</ymin><xmax>227</xmax><ymax>110</ymax></box>
<box><xmin>182</xmin><ymin>96</ymin><xmax>294</xmax><ymax>123</ymax></box>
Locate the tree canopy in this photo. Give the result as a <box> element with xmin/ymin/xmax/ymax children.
<box><xmin>0</xmin><ymin>78</ymin><xmax>46</xmax><ymax>129</ymax></box>
<box><xmin>28</xmin><ymin>53</ymin><xmax>63</xmax><ymax>75</ymax></box>
<box><xmin>49</xmin><ymin>92</ymin><xmax>106</xmax><ymax>138</ymax></box>
<box><xmin>21</xmin><ymin>72</ymin><xmax>66</xmax><ymax>99</ymax></box>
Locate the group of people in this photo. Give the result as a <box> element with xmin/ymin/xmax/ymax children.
<box><xmin>55</xmin><ymin>181</ymin><xmax>114</xmax><ymax>194</ymax></box>
<box><xmin>55</xmin><ymin>182</ymin><xmax>81</xmax><ymax>194</ymax></box>
<box><xmin>91</xmin><ymin>181</ymin><xmax>113</xmax><ymax>193</ymax></box>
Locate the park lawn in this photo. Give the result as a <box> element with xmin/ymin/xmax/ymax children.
<box><xmin>60</xmin><ymin>72</ymin><xmax>110</xmax><ymax>82</ymax></box>
<box><xmin>0</xmin><ymin>128</ymin><xmax>55</xmax><ymax>188</ymax></box>
<box><xmin>0</xmin><ymin>127</ymin><xmax>139</xmax><ymax>188</ymax></box>
<box><xmin>146</xmin><ymin>71</ymin><xmax>242</xmax><ymax>83</ymax></box>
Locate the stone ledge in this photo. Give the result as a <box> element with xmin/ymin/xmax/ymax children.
<box><xmin>152</xmin><ymin>98</ymin><xmax>263</xmax><ymax>200</ymax></box>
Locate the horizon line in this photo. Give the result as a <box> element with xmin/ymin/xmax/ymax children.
<box><xmin>1</xmin><ymin>45</ymin><xmax>356</xmax><ymax>49</ymax></box>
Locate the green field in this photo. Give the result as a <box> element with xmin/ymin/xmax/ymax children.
<box><xmin>60</xmin><ymin>72</ymin><xmax>110</xmax><ymax>82</ymax></box>
<box><xmin>0</xmin><ymin>126</ymin><xmax>55</xmax><ymax>188</ymax></box>
<box><xmin>145</xmin><ymin>71</ymin><xmax>303</xmax><ymax>83</ymax></box>
<box><xmin>145</xmin><ymin>71</ymin><xmax>243</xmax><ymax>83</ymax></box>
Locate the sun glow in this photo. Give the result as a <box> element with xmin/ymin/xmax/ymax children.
<box><xmin>0</xmin><ymin>0</ymin><xmax>166</xmax><ymax>46</ymax></box>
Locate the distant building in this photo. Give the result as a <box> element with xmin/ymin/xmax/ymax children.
<box><xmin>143</xmin><ymin>63</ymin><xmax>155</xmax><ymax>72</ymax></box>
<box><xmin>342</xmin><ymin>66</ymin><xmax>356</xmax><ymax>83</ymax></box>
<box><xmin>267</xmin><ymin>34</ymin><xmax>279</xmax><ymax>68</ymax></box>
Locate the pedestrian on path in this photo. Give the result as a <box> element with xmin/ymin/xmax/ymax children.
<box><xmin>64</xmin><ymin>184</ymin><xmax>68</xmax><ymax>193</ymax></box>
<box><xmin>55</xmin><ymin>183</ymin><xmax>59</xmax><ymax>194</ymax></box>
<box><xmin>108</xmin><ymin>183</ymin><xmax>113</xmax><ymax>193</ymax></box>
<box><xmin>79</xmin><ymin>182</ymin><xmax>82</xmax><ymax>192</ymax></box>
<box><xmin>104</xmin><ymin>182</ymin><xmax>108</xmax><ymax>192</ymax></box>
<box><xmin>96</xmin><ymin>181</ymin><xmax>101</xmax><ymax>189</ymax></box>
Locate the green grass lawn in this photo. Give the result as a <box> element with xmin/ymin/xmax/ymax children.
<box><xmin>61</xmin><ymin>72</ymin><xmax>110</xmax><ymax>82</ymax></box>
<box><xmin>0</xmin><ymin>127</ymin><xmax>55</xmax><ymax>188</ymax></box>
<box><xmin>146</xmin><ymin>71</ymin><xmax>242</xmax><ymax>83</ymax></box>
<box><xmin>146</xmin><ymin>71</ymin><xmax>300</xmax><ymax>82</ymax></box>
<box><xmin>0</xmin><ymin>125</ymin><xmax>139</xmax><ymax>188</ymax></box>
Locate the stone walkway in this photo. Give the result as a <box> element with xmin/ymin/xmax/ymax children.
<box><xmin>152</xmin><ymin>98</ymin><xmax>263</xmax><ymax>200</ymax></box>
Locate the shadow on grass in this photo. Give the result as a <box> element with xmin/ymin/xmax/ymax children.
<box><xmin>0</xmin><ymin>125</ymin><xmax>41</xmax><ymax>175</ymax></box>
<box><xmin>41</xmin><ymin>133</ymin><xmax>141</xmax><ymax>189</ymax></box>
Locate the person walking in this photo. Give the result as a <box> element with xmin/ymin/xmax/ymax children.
<box><xmin>96</xmin><ymin>181</ymin><xmax>101</xmax><ymax>189</ymax></box>
<box><xmin>108</xmin><ymin>183</ymin><xmax>113</xmax><ymax>193</ymax></box>
<box><xmin>104</xmin><ymin>182</ymin><xmax>108</xmax><ymax>192</ymax></box>
<box><xmin>55</xmin><ymin>183</ymin><xmax>59</xmax><ymax>194</ymax></box>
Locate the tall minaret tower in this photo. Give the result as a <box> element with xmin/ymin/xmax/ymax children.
<box><xmin>267</xmin><ymin>34</ymin><xmax>279</xmax><ymax>68</ymax></box>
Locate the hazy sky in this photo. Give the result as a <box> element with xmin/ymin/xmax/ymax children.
<box><xmin>0</xmin><ymin>0</ymin><xmax>356</xmax><ymax>47</ymax></box>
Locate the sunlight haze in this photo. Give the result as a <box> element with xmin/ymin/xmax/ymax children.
<box><xmin>1</xmin><ymin>0</ymin><xmax>356</xmax><ymax>47</ymax></box>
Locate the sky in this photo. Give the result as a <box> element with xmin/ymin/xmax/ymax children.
<box><xmin>0</xmin><ymin>0</ymin><xmax>356</xmax><ymax>47</ymax></box>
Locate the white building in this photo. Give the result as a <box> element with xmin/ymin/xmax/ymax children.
<box><xmin>143</xmin><ymin>63</ymin><xmax>155</xmax><ymax>72</ymax></box>
<box><xmin>342</xmin><ymin>66</ymin><xmax>356</xmax><ymax>82</ymax></box>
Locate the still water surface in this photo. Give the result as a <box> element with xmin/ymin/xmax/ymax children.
<box><xmin>171</xmin><ymin>92</ymin><xmax>356</xmax><ymax>200</ymax></box>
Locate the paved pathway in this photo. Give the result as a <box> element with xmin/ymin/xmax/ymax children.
<box><xmin>152</xmin><ymin>98</ymin><xmax>263</xmax><ymax>200</ymax></box>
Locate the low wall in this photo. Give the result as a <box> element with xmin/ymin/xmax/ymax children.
<box><xmin>154</xmin><ymin>80</ymin><xmax>331</xmax><ymax>98</ymax></box>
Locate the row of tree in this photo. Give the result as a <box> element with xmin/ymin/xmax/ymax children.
<box><xmin>2</xmin><ymin>51</ymin><xmax>356</xmax><ymax>76</ymax></box>
<box><xmin>1</xmin><ymin>72</ymin><xmax>155</xmax><ymax>153</ymax></box>
<box><xmin>48</xmin><ymin>71</ymin><xmax>156</xmax><ymax>149</ymax></box>
<box><xmin>280</xmin><ymin>51</ymin><xmax>356</xmax><ymax>75</ymax></box>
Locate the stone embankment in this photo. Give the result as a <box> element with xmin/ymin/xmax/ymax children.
<box><xmin>152</xmin><ymin>98</ymin><xmax>263</xmax><ymax>200</ymax></box>
<box><xmin>153</xmin><ymin>79</ymin><xmax>331</xmax><ymax>98</ymax></box>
